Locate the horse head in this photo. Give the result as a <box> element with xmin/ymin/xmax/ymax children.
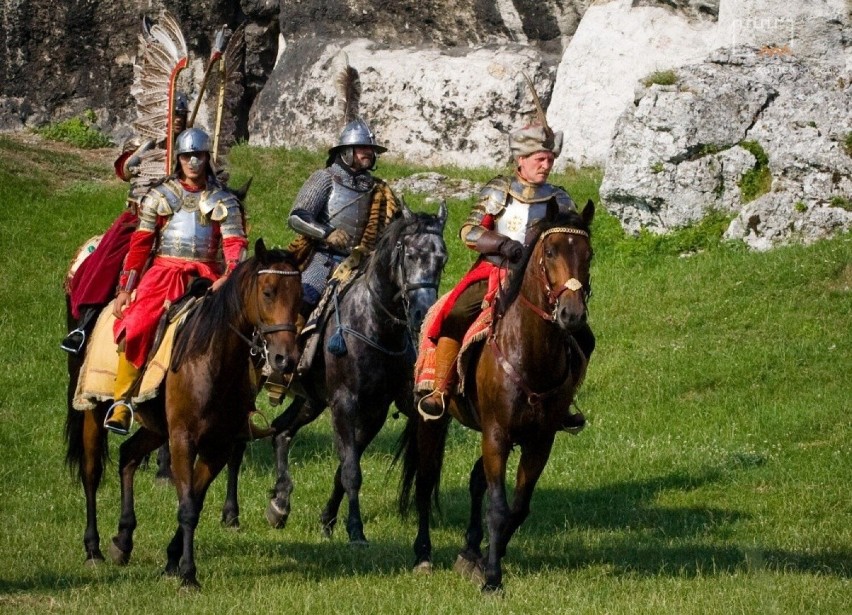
<box><xmin>252</xmin><ymin>238</ymin><xmax>302</xmax><ymax>374</ymax></box>
<box><xmin>522</xmin><ymin>199</ymin><xmax>595</xmax><ymax>333</ymax></box>
<box><xmin>394</xmin><ymin>202</ymin><xmax>449</xmax><ymax>333</ymax></box>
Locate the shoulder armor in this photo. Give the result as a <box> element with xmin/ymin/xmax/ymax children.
<box><xmin>149</xmin><ymin>182</ymin><xmax>181</xmax><ymax>216</ymax></box>
<box><xmin>480</xmin><ymin>176</ymin><xmax>511</xmax><ymax>215</ymax></box>
<box><xmin>202</xmin><ymin>187</ymin><xmax>241</xmax><ymax>221</ymax></box>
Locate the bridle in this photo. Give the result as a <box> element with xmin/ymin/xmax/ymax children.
<box><xmin>519</xmin><ymin>226</ymin><xmax>590</xmax><ymax>323</ymax></box>
<box><xmin>229</xmin><ymin>266</ymin><xmax>300</xmax><ymax>369</ymax></box>
<box><xmin>489</xmin><ymin>225</ymin><xmax>590</xmax><ymax>409</ymax></box>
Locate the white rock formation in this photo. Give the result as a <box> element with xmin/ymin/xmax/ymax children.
<box><xmin>549</xmin><ymin>0</ymin><xmax>717</xmax><ymax>169</ymax></box>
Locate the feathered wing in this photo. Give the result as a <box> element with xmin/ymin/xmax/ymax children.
<box><xmin>206</xmin><ymin>22</ymin><xmax>246</xmax><ymax>167</ymax></box>
<box><xmin>333</xmin><ymin>52</ymin><xmax>361</xmax><ymax>124</ymax></box>
<box><xmin>131</xmin><ymin>11</ymin><xmax>189</xmax><ymax>189</ymax></box>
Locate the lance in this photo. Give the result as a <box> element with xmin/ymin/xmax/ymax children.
<box><xmin>188</xmin><ymin>25</ymin><xmax>231</xmax><ymax>129</ymax></box>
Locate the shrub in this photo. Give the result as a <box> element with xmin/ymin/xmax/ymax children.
<box><xmin>829</xmin><ymin>195</ymin><xmax>852</xmax><ymax>211</ymax></box>
<box><xmin>642</xmin><ymin>70</ymin><xmax>678</xmax><ymax>87</ymax></box>
<box><xmin>738</xmin><ymin>140</ymin><xmax>772</xmax><ymax>203</ymax></box>
<box><xmin>651</xmin><ymin>161</ymin><xmax>664</xmax><ymax>174</ymax></box>
<box><xmin>843</xmin><ymin>132</ymin><xmax>852</xmax><ymax>157</ymax></box>
<box><xmin>794</xmin><ymin>201</ymin><xmax>807</xmax><ymax>213</ymax></box>
<box><xmin>33</xmin><ymin>110</ymin><xmax>112</xmax><ymax>149</ymax></box>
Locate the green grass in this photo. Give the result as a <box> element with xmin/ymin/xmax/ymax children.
<box><xmin>642</xmin><ymin>70</ymin><xmax>678</xmax><ymax>87</ymax></box>
<box><xmin>32</xmin><ymin>110</ymin><xmax>113</xmax><ymax>149</ymax></box>
<box><xmin>738</xmin><ymin>141</ymin><xmax>772</xmax><ymax>203</ymax></box>
<box><xmin>0</xmin><ymin>135</ymin><xmax>849</xmax><ymax>613</ymax></box>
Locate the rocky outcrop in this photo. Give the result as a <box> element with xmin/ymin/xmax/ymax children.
<box><xmin>600</xmin><ymin>46</ymin><xmax>852</xmax><ymax>249</ymax></box>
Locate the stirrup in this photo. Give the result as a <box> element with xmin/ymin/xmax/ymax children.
<box><xmin>104</xmin><ymin>401</ymin><xmax>135</xmax><ymax>436</ymax></box>
<box><xmin>417</xmin><ymin>391</ymin><xmax>446</xmax><ymax>422</ymax></box>
<box><xmin>60</xmin><ymin>328</ymin><xmax>86</xmax><ymax>355</ymax></box>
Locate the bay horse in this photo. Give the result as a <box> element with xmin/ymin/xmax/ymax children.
<box><xmin>397</xmin><ymin>200</ymin><xmax>595</xmax><ymax>592</ymax></box>
<box><xmin>64</xmin><ymin>238</ymin><xmax>302</xmax><ymax>588</ymax></box>
<box><xmin>263</xmin><ymin>205</ymin><xmax>448</xmax><ymax>544</ymax></box>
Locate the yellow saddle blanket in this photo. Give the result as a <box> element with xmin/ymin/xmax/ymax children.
<box><xmin>72</xmin><ymin>300</ymin><xmax>181</xmax><ymax>411</ymax></box>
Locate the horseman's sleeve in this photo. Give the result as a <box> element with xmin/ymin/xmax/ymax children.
<box><xmin>460</xmin><ymin>177</ymin><xmax>508</xmax><ymax>250</ymax></box>
<box><xmin>117</xmin><ymin>189</ymin><xmax>160</xmax><ymax>292</ymax></box>
<box><xmin>211</xmin><ymin>192</ymin><xmax>249</xmax><ymax>274</ymax></box>
<box><xmin>551</xmin><ymin>184</ymin><xmax>577</xmax><ymax>215</ymax></box>
<box><xmin>287</xmin><ymin>170</ymin><xmax>333</xmax><ymax>238</ymax></box>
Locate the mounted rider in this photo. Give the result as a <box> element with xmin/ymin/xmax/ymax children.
<box><xmin>104</xmin><ymin>127</ymin><xmax>249</xmax><ymax>435</ymax></box>
<box><xmin>417</xmin><ymin>74</ymin><xmax>595</xmax><ymax>422</ymax></box>
<box><xmin>286</xmin><ymin>53</ymin><xmax>401</xmax><ymax>318</ymax></box>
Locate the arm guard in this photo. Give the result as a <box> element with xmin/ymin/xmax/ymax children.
<box><xmin>289</xmin><ymin>210</ymin><xmax>332</xmax><ymax>240</ymax></box>
<box><xmin>287</xmin><ymin>170</ymin><xmax>333</xmax><ymax>239</ymax></box>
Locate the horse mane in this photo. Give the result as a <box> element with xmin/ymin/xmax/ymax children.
<box><xmin>364</xmin><ymin>211</ymin><xmax>436</xmax><ymax>279</ymax></box>
<box><xmin>494</xmin><ymin>209</ymin><xmax>591</xmax><ymax>321</ymax></box>
<box><xmin>171</xmin><ymin>248</ymin><xmax>298</xmax><ymax>369</ymax></box>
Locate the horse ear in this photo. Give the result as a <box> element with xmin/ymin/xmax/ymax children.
<box><xmin>230</xmin><ymin>177</ymin><xmax>253</xmax><ymax>202</ymax></box>
<box><xmin>255</xmin><ymin>238</ymin><xmax>267</xmax><ymax>263</ymax></box>
<box><xmin>582</xmin><ymin>199</ymin><xmax>595</xmax><ymax>226</ymax></box>
<box><xmin>546</xmin><ymin>196</ymin><xmax>558</xmax><ymax>222</ymax></box>
<box><xmin>437</xmin><ymin>200</ymin><xmax>448</xmax><ymax>228</ymax></box>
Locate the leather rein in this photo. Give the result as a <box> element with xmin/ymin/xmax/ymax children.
<box><xmin>489</xmin><ymin>226</ymin><xmax>589</xmax><ymax>409</ymax></box>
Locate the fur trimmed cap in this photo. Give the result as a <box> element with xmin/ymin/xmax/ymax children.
<box><xmin>509</xmin><ymin>124</ymin><xmax>563</xmax><ymax>158</ymax></box>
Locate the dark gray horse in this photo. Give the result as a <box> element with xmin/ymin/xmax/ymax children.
<box><xmin>264</xmin><ymin>204</ymin><xmax>448</xmax><ymax>543</ymax></box>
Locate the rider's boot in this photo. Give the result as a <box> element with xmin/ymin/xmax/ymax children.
<box><xmin>60</xmin><ymin>306</ymin><xmax>100</xmax><ymax>355</ymax></box>
<box><xmin>104</xmin><ymin>352</ymin><xmax>139</xmax><ymax>436</ymax></box>
<box><xmin>417</xmin><ymin>337</ymin><xmax>462</xmax><ymax>421</ymax></box>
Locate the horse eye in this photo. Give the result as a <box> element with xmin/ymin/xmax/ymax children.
<box><xmin>262</xmin><ymin>287</ymin><xmax>274</xmax><ymax>300</ymax></box>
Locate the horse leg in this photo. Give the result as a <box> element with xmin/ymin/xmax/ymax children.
<box><xmin>164</xmin><ymin>432</ymin><xmax>196</xmax><ymax>578</ymax></box>
<box><xmin>411</xmin><ymin>413</ymin><xmax>451</xmax><ymax>573</ymax></box>
<box><xmin>453</xmin><ymin>456</ymin><xmax>487</xmax><ymax>583</ymax></box>
<box><xmin>266</xmin><ymin>397</ymin><xmax>324</xmax><ymax>529</ymax></box>
<box><xmin>175</xmin><ymin>455</ymin><xmax>226</xmax><ymax>590</ymax></box>
<box><xmin>221</xmin><ymin>441</ymin><xmax>246</xmax><ymax>528</ymax></box>
<box><xmin>80</xmin><ymin>408</ymin><xmax>107</xmax><ymax>564</ymax></box>
<box><xmin>496</xmin><ymin>435</ymin><xmax>555</xmax><ymax>560</ymax></box>
<box><xmin>109</xmin><ymin>428</ymin><xmax>166</xmax><ymax>565</ymax></box>
<box><xmin>343</xmin><ymin>410</ymin><xmax>387</xmax><ymax>545</ymax></box>
<box><xmin>155</xmin><ymin>442</ymin><xmax>172</xmax><ymax>482</ymax></box>
<box><xmin>479</xmin><ymin>430</ymin><xmax>512</xmax><ymax>592</ymax></box>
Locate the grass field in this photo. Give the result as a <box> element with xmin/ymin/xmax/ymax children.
<box><xmin>0</xmin><ymin>134</ymin><xmax>849</xmax><ymax>613</ymax></box>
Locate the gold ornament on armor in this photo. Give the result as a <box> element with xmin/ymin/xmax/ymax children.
<box><xmin>505</xmin><ymin>214</ymin><xmax>524</xmax><ymax>234</ymax></box>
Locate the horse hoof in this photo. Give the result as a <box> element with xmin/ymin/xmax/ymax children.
<box><xmin>108</xmin><ymin>540</ymin><xmax>130</xmax><ymax>566</ymax></box>
<box><xmin>413</xmin><ymin>561</ymin><xmax>433</xmax><ymax>575</ymax></box>
<box><xmin>221</xmin><ymin>514</ymin><xmax>240</xmax><ymax>530</ymax></box>
<box><xmin>155</xmin><ymin>474</ymin><xmax>173</xmax><ymax>485</ymax></box>
<box><xmin>179</xmin><ymin>578</ymin><xmax>201</xmax><ymax>592</ymax></box>
<box><xmin>453</xmin><ymin>554</ymin><xmax>485</xmax><ymax>585</ymax></box>
<box><xmin>84</xmin><ymin>553</ymin><xmax>105</xmax><ymax>567</ymax></box>
<box><xmin>348</xmin><ymin>538</ymin><xmax>369</xmax><ymax>548</ymax></box>
<box><xmin>481</xmin><ymin>583</ymin><xmax>504</xmax><ymax>595</ymax></box>
<box><xmin>162</xmin><ymin>564</ymin><xmax>180</xmax><ymax>578</ymax></box>
<box><xmin>265</xmin><ymin>500</ymin><xmax>289</xmax><ymax>529</ymax></box>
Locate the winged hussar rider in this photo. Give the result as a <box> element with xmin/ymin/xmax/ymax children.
<box><xmin>93</xmin><ymin>12</ymin><xmax>250</xmax><ymax>436</ymax></box>
<box><xmin>417</xmin><ymin>74</ymin><xmax>595</xmax><ymax>426</ymax></box>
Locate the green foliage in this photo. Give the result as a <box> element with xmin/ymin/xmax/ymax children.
<box><xmin>794</xmin><ymin>201</ymin><xmax>808</xmax><ymax>213</ymax></box>
<box><xmin>651</xmin><ymin>161</ymin><xmax>665</xmax><ymax>174</ymax></box>
<box><xmin>642</xmin><ymin>69</ymin><xmax>678</xmax><ymax>87</ymax></box>
<box><xmin>829</xmin><ymin>195</ymin><xmax>852</xmax><ymax>210</ymax></box>
<box><xmin>843</xmin><ymin>132</ymin><xmax>852</xmax><ymax>157</ymax></box>
<box><xmin>32</xmin><ymin>110</ymin><xmax>113</xmax><ymax>149</ymax></box>
<box><xmin>0</xmin><ymin>136</ymin><xmax>850</xmax><ymax>613</ymax></box>
<box><xmin>738</xmin><ymin>140</ymin><xmax>772</xmax><ymax>203</ymax></box>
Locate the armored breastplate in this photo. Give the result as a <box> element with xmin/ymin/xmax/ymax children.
<box><xmin>157</xmin><ymin>186</ymin><xmax>220</xmax><ymax>262</ymax></box>
<box><xmin>492</xmin><ymin>178</ymin><xmax>575</xmax><ymax>244</ymax></box>
<box><xmin>323</xmin><ymin>178</ymin><xmax>373</xmax><ymax>247</ymax></box>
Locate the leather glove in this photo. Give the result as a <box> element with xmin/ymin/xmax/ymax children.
<box><xmin>499</xmin><ymin>238</ymin><xmax>524</xmax><ymax>263</ymax></box>
<box><xmin>325</xmin><ymin>229</ymin><xmax>352</xmax><ymax>251</ymax></box>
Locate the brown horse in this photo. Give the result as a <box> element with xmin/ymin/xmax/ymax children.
<box><xmin>397</xmin><ymin>201</ymin><xmax>595</xmax><ymax>592</ymax></box>
<box><xmin>64</xmin><ymin>239</ymin><xmax>302</xmax><ymax>589</ymax></box>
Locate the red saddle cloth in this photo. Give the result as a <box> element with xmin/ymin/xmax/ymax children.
<box><xmin>415</xmin><ymin>264</ymin><xmax>507</xmax><ymax>396</ymax></box>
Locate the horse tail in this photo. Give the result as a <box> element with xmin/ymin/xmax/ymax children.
<box><xmin>395</xmin><ymin>413</ymin><xmax>447</xmax><ymax>517</ymax></box>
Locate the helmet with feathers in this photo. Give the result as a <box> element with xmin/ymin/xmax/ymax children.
<box><xmin>326</xmin><ymin>53</ymin><xmax>386</xmax><ymax>169</ymax></box>
<box><xmin>509</xmin><ymin>72</ymin><xmax>563</xmax><ymax>159</ymax></box>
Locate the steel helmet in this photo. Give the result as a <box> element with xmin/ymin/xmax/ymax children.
<box><xmin>328</xmin><ymin>118</ymin><xmax>387</xmax><ymax>156</ymax></box>
<box><xmin>175</xmin><ymin>128</ymin><xmax>211</xmax><ymax>155</ymax></box>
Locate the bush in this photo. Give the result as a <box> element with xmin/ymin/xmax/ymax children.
<box><xmin>33</xmin><ymin>110</ymin><xmax>112</xmax><ymax>149</ymax></box>
<box><xmin>738</xmin><ymin>140</ymin><xmax>772</xmax><ymax>203</ymax></box>
<box><xmin>642</xmin><ymin>70</ymin><xmax>678</xmax><ymax>87</ymax></box>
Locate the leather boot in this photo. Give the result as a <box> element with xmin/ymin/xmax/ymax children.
<box><xmin>105</xmin><ymin>352</ymin><xmax>139</xmax><ymax>436</ymax></box>
<box><xmin>417</xmin><ymin>337</ymin><xmax>462</xmax><ymax>421</ymax></box>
